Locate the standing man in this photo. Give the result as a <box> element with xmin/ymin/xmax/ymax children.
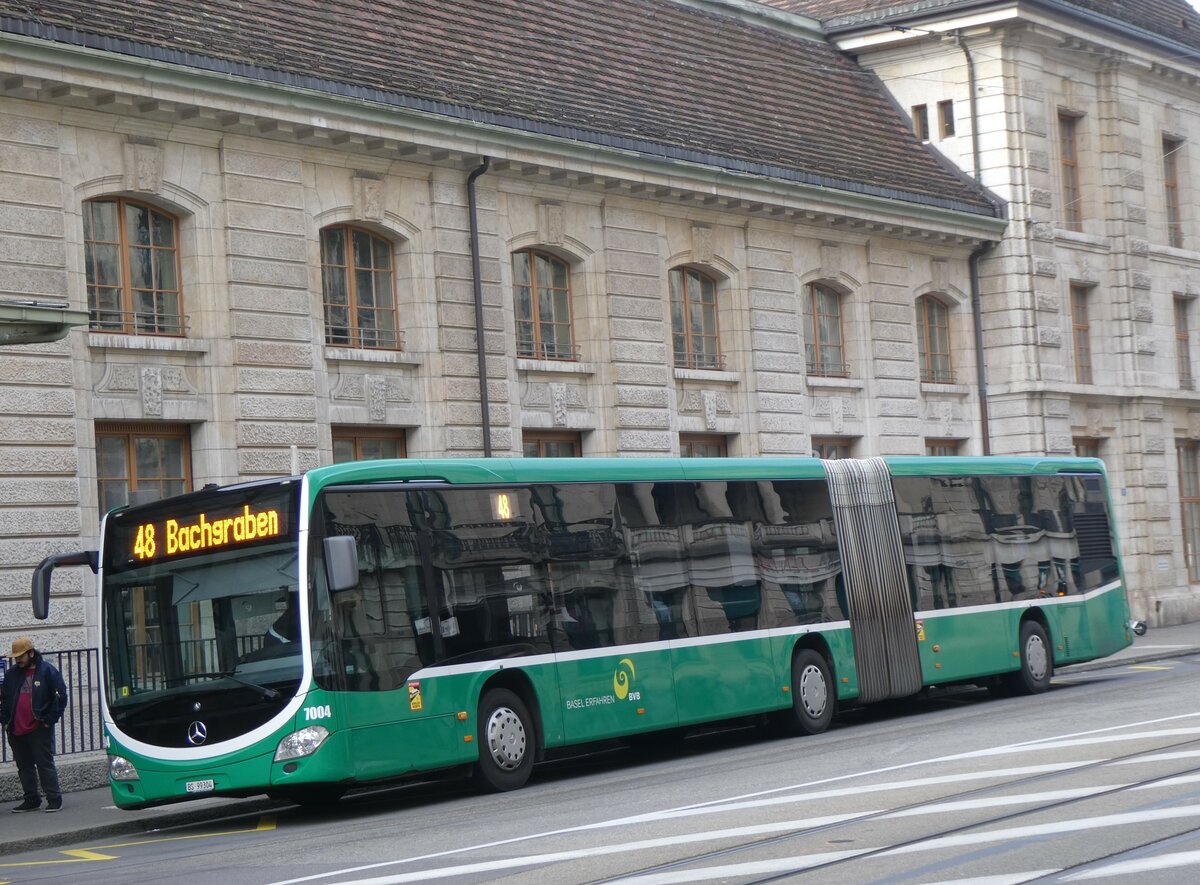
<box><xmin>0</xmin><ymin>638</ymin><xmax>67</xmax><ymax>812</ymax></box>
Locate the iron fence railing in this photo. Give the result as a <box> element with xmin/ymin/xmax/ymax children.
<box><xmin>1</xmin><ymin>648</ymin><xmax>103</xmax><ymax>764</ymax></box>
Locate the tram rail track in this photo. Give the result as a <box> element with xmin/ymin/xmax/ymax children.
<box><xmin>585</xmin><ymin>729</ymin><xmax>1200</xmax><ymax>885</ymax></box>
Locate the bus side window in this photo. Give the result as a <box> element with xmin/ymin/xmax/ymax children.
<box><xmin>537</xmin><ymin>483</ymin><xmax>642</xmax><ymax>651</ymax></box>
<box><xmin>758</xmin><ymin>480</ymin><xmax>843</xmax><ymax>626</ymax></box>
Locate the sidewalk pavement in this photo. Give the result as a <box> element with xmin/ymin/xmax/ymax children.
<box><xmin>2</xmin><ymin>621</ymin><xmax>1199</xmax><ymax>858</ymax></box>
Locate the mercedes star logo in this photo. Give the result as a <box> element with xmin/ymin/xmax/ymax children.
<box><xmin>187</xmin><ymin>720</ymin><xmax>208</xmax><ymax>745</ymax></box>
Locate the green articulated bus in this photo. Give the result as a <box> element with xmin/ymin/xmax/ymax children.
<box><xmin>32</xmin><ymin>456</ymin><xmax>1134</xmax><ymax>808</ymax></box>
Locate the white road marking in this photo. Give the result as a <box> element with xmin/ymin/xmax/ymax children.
<box><xmin>1061</xmin><ymin>849</ymin><xmax>1200</xmax><ymax>880</ymax></box>
<box><xmin>920</xmin><ymin>875</ymin><xmax>1061</xmax><ymax>885</ymax></box>
<box><xmin>606</xmin><ymin>806</ymin><xmax>1200</xmax><ymax>885</ymax></box>
<box><xmin>265</xmin><ymin>710</ymin><xmax>1200</xmax><ymax>885</ymax></box>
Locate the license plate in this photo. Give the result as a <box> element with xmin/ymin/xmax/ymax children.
<box><xmin>185</xmin><ymin>779</ymin><xmax>215</xmax><ymax>794</ymax></box>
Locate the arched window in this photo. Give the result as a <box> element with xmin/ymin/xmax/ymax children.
<box><xmin>320</xmin><ymin>225</ymin><xmax>399</xmax><ymax>350</ymax></box>
<box><xmin>513</xmin><ymin>249</ymin><xmax>576</xmax><ymax>360</ymax></box>
<box><xmin>916</xmin><ymin>294</ymin><xmax>953</xmax><ymax>383</ymax></box>
<box><xmin>84</xmin><ymin>198</ymin><xmax>183</xmax><ymax>335</ymax></box>
<box><xmin>669</xmin><ymin>267</ymin><xmax>722</xmax><ymax>369</ymax></box>
<box><xmin>803</xmin><ymin>283</ymin><xmax>847</xmax><ymax>377</ymax></box>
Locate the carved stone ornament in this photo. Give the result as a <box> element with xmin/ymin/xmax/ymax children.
<box><xmin>141</xmin><ymin>367</ymin><xmax>163</xmax><ymax>417</ymax></box>
<box><xmin>366</xmin><ymin>375</ymin><xmax>388</xmax><ymax>422</ymax></box>
<box><xmin>123</xmin><ymin>141</ymin><xmax>163</xmax><ymax>194</ymax></box>
<box><xmin>551</xmin><ymin>383</ymin><xmax>568</xmax><ymax>426</ymax></box>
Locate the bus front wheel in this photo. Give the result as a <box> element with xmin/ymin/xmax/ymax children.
<box><xmin>782</xmin><ymin>649</ymin><xmax>835</xmax><ymax>736</ymax></box>
<box><xmin>474</xmin><ymin>688</ymin><xmax>535</xmax><ymax>792</ymax></box>
<box><xmin>1005</xmin><ymin>620</ymin><xmax>1053</xmax><ymax>695</ymax></box>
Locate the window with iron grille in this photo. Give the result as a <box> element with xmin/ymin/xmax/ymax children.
<box><xmin>804</xmin><ymin>283</ymin><xmax>848</xmax><ymax>378</ymax></box>
<box><xmin>320</xmin><ymin>225</ymin><xmax>399</xmax><ymax>350</ymax></box>
<box><xmin>513</xmin><ymin>249</ymin><xmax>577</xmax><ymax>360</ymax></box>
<box><xmin>916</xmin><ymin>294</ymin><xmax>953</xmax><ymax>383</ymax></box>
<box><xmin>669</xmin><ymin>267</ymin><xmax>722</xmax><ymax>370</ymax></box>
<box><xmin>84</xmin><ymin>198</ymin><xmax>183</xmax><ymax>335</ymax></box>
<box><xmin>95</xmin><ymin>422</ymin><xmax>191</xmax><ymax>516</ymax></box>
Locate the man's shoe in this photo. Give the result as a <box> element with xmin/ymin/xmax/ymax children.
<box><xmin>44</xmin><ymin>798</ymin><xmax>62</xmax><ymax>813</ymax></box>
<box><xmin>11</xmin><ymin>799</ymin><xmax>40</xmax><ymax>813</ymax></box>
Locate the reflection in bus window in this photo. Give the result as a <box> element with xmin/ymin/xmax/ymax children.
<box><xmin>894</xmin><ymin>473</ymin><xmax>1116</xmax><ymax>610</ymax></box>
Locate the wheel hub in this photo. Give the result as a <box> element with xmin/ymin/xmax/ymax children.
<box><xmin>798</xmin><ymin>664</ymin><xmax>828</xmax><ymax>718</ymax></box>
<box><xmin>484</xmin><ymin>706</ymin><xmax>527</xmax><ymax>771</ymax></box>
<box><xmin>1026</xmin><ymin>634</ymin><xmax>1048</xmax><ymax>681</ymax></box>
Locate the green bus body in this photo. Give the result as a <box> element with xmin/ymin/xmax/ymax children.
<box><xmin>68</xmin><ymin>456</ymin><xmax>1130</xmax><ymax>809</ymax></box>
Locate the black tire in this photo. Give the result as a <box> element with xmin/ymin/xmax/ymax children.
<box><xmin>780</xmin><ymin>649</ymin><xmax>835</xmax><ymax>736</ymax></box>
<box><xmin>1003</xmin><ymin>620</ymin><xmax>1053</xmax><ymax>695</ymax></box>
<box><xmin>473</xmin><ymin>688</ymin><xmax>535</xmax><ymax>792</ymax></box>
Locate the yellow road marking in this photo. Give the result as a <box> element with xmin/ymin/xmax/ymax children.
<box><xmin>1129</xmin><ymin>665</ymin><xmax>1173</xmax><ymax>671</ymax></box>
<box><xmin>0</xmin><ymin>816</ymin><xmax>276</xmax><ymax>868</ymax></box>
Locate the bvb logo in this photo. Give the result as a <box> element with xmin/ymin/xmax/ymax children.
<box><xmin>613</xmin><ymin>657</ymin><xmax>636</xmax><ymax>700</ymax></box>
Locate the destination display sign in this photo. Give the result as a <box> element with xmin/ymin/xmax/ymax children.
<box><xmin>131</xmin><ymin>505</ymin><xmax>283</xmax><ymax>560</ymax></box>
<box><xmin>105</xmin><ymin>485</ymin><xmax>297</xmax><ymax>571</ymax></box>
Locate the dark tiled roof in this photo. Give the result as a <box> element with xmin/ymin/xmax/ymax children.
<box><xmin>764</xmin><ymin>0</ymin><xmax>1200</xmax><ymax>53</ymax></box>
<box><xmin>0</xmin><ymin>0</ymin><xmax>998</xmax><ymax>216</ymax></box>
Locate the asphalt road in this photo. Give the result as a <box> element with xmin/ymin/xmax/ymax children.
<box><xmin>5</xmin><ymin>653</ymin><xmax>1200</xmax><ymax>884</ymax></box>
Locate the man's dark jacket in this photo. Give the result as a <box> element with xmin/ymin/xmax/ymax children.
<box><xmin>0</xmin><ymin>657</ymin><xmax>68</xmax><ymax>728</ymax></box>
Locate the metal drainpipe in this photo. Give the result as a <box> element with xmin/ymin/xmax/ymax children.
<box><xmin>970</xmin><ymin>240</ymin><xmax>996</xmax><ymax>455</ymax></box>
<box><xmin>467</xmin><ymin>156</ymin><xmax>492</xmax><ymax>457</ymax></box>
<box><xmin>958</xmin><ymin>33</ymin><xmax>995</xmax><ymax>455</ymax></box>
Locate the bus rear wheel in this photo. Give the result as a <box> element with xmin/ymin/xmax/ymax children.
<box><xmin>1003</xmin><ymin>620</ymin><xmax>1053</xmax><ymax>696</ymax></box>
<box><xmin>780</xmin><ymin>649</ymin><xmax>835</xmax><ymax>736</ymax></box>
<box><xmin>474</xmin><ymin>688</ymin><xmax>535</xmax><ymax>792</ymax></box>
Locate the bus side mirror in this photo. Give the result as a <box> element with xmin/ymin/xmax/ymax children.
<box><xmin>31</xmin><ymin>550</ymin><xmax>98</xmax><ymax>620</ymax></box>
<box><xmin>324</xmin><ymin>536</ymin><xmax>360</xmax><ymax>593</ymax></box>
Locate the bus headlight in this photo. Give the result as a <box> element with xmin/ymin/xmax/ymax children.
<box><xmin>274</xmin><ymin>725</ymin><xmax>329</xmax><ymax>761</ymax></box>
<box><xmin>109</xmin><ymin>755</ymin><xmax>139</xmax><ymax>781</ymax></box>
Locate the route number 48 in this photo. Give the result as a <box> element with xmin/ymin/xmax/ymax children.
<box><xmin>304</xmin><ymin>705</ymin><xmax>332</xmax><ymax>721</ymax></box>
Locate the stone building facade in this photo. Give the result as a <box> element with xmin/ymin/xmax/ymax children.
<box><xmin>1</xmin><ymin>0</ymin><xmax>1006</xmax><ymax>653</ymax></box>
<box><xmin>768</xmin><ymin>0</ymin><xmax>1200</xmax><ymax>625</ymax></box>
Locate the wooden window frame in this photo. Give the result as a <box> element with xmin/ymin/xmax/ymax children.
<box><xmin>805</xmin><ymin>283</ymin><xmax>849</xmax><ymax>378</ymax></box>
<box><xmin>1059</xmin><ymin>113</ymin><xmax>1083</xmax><ymax>232</ymax></box>
<box><xmin>669</xmin><ymin>266</ymin><xmax>723</xmax><ymax>370</ymax></box>
<box><xmin>331</xmin><ymin>427</ymin><xmax>408</xmax><ymax>463</ymax></box>
<box><xmin>925</xmin><ymin>439</ymin><xmax>962</xmax><ymax>457</ymax></box>
<box><xmin>522</xmin><ymin>430</ymin><xmax>582</xmax><ymax>458</ymax></box>
<box><xmin>1179</xmin><ymin>440</ymin><xmax>1200</xmax><ymax>582</ymax></box>
<box><xmin>680</xmin><ymin>434</ymin><xmax>728</xmax><ymax>458</ymax></box>
<box><xmin>95</xmin><ymin>421</ymin><xmax>192</xmax><ymax>515</ymax></box>
<box><xmin>84</xmin><ymin>197</ymin><xmax>184</xmax><ymax>336</ymax></box>
<box><xmin>513</xmin><ymin>249</ymin><xmax>577</xmax><ymax>361</ymax></box>
<box><xmin>916</xmin><ymin>294</ymin><xmax>954</xmax><ymax>383</ymax></box>
<box><xmin>320</xmin><ymin>225</ymin><xmax>400</xmax><ymax>350</ymax></box>
<box><xmin>912</xmin><ymin>104</ymin><xmax>929</xmax><ymax>141</ymax></box>
<box><xmin>1164</xmin><ymin>136</ymin><xmax>1184</xmax><ymax>249</ymax></box>
<box><xmin>811</xmin><ymin>436</ymin><xmax>853</xmax><ymax>460</ymax></box>
<box><xmin>938</xmin><ymin>100</ymin><xmax>955</xmax><ymax>138</ymax></box>
<box><xmin>1176</xmin><ymin>297</ymin><xmax>1194</xmax><ymax>390</ymax></box>
<box><xmin>1070</xmin><ymin>283</ymin><xmax>1093</xmax><ymax>384</ymax></box>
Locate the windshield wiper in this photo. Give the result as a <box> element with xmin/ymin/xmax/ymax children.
<box><xmin>181</xmin><ymin>671</ymin><xmax>281</xmax><ymax>699</ymax></box>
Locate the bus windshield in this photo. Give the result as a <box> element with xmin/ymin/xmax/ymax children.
<box><xmin>100</xmin><ymin>481</ymin><xmax>302</xmax><ymax>746</ymax></box>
